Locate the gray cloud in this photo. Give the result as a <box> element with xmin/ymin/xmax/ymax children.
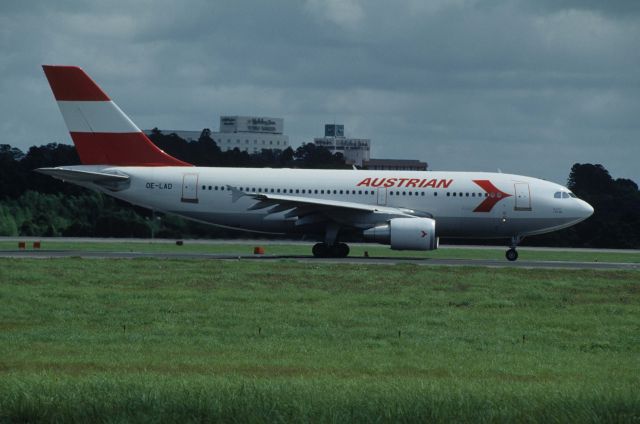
<box><xmin>0</xmin><ymin>0</ymin><xmax>638</xmax><ymax>184</ymax></box>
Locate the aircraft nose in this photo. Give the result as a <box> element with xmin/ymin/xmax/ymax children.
<box><xmin>579</xmin><ymin>200</ymin><xmax>594</xmax><ymax>218</ymax></box>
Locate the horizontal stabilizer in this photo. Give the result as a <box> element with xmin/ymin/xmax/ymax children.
<box><xmin>35</xmin><ymin>167</ymin><xmax>130</xmax><ymax>191</ymax></box>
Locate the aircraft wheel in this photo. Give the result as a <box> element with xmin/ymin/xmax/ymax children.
<box><xmin>506</xmin><ymin>248</ymin><xmax>518</xmax><ymax>262</ymax></box>
<box><xmin>331</xmin><ymin>243</ymin><xmax>350</xmax><ymax>258</ymax></box>
<box><xmin>312</xmin><ymin>242</ymin><xmax>329</xmax><ymax>258</ymax></box>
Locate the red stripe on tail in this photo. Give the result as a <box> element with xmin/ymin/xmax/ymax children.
<box><xmin>43</xmin><ymin>65</ymin><xmax>110</xmax><ymax>101</ymax></box>
<box><xmin>70</xmin><ymin>132</ymin><xmax>191</xmax><ymax>166</ymax></box>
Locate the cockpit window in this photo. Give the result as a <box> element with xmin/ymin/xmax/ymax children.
<box><xmin>554</xmin><ymin>191</ymin><xmax>575</xmax><ymax>199</ymax></box>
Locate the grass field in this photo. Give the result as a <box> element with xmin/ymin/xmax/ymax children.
<box><xmin>1</xmin><ymin>259</ymin><xmax>639</xmax><ymax>422</ymax></box>
<box><xmin>2</xmin><ymin>239</ymin><xmax>640</xmax><ymax>263</ymax></box>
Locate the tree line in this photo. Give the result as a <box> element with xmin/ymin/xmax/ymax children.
<box><xmin>0</xmin><ymin>131</ymin><xmax>638</xmax><ymax>248</ymax></box>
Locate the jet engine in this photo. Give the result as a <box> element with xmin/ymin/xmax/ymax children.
<box><xmin>363</xmin><ymin>217</ymin><xmax>437</xmax><ymax>250</ymax></box>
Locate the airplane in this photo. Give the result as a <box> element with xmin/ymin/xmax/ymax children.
<box><xmin>37</xmin><ymin>65</ymin><xmax>594</xmax><ymax>261</ymax></box>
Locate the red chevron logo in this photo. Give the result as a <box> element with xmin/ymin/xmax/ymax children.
<box><xmin>473</xmin><ymin>180</ymin><xmax>512</xmax><ymax>212</ymax></box>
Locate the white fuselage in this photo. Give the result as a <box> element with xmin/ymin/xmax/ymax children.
<box><xmin>70</xmin><ymin>166</ymin><xmax>594</xmax><ymax>240</ymax></box>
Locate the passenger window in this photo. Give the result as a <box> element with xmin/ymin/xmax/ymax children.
<box><xmin>434</xmin><ymin>192</ymin><xmax>437</xmax><ymax>197</ymax></box>
<box><xmin>453</xmin><ymin>192</ymin><xmax>456</xmax><ymax>197</ymax></box>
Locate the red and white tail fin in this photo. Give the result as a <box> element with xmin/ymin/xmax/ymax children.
<box><xmin>42</xmin><ymin>65</ymin><xmax>191</xmax><ymax>166</ymax></box>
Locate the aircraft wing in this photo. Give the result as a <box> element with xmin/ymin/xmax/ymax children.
<box><xmin>227</xmin><ymin>186</ymin><xmax>431</xmax><ymax>228</ymax></box>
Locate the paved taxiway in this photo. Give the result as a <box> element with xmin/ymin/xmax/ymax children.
<box><xmin>1</xmin><ymin>249</ymin><xmax>638</xmax><ymax>270</ymax></box>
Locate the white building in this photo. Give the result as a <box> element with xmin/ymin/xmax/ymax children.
<box><xmin>145</xmin><ymin>115</ymin><xmax>289</xmax><ymax>153</ymax></box>
<box><xmin>314</xmin><ymin>124</ymin><xmax>370</xmax><ymax>167</ymax></box>
<box><xmin>214</xmin><ymin>116</ymin><xmax>289</xmax><ymax>153</ymax></box>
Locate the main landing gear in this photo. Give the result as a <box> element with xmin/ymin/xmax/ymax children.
<box><xmin>312</xmin><ymin>222</ymin><xmax>350</xmax><ymax>258</ymax></box>
<box><xmin>312</xmin><ymin>242</ymin><xmax>350</xmax><ymax>258</ymax></box>
<box><xmin>505</xmin><ymin>235</ymin><xmax>523</xmax><ymax>262</ymax></box>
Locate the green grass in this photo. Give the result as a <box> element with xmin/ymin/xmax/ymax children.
<box><xmin>1</xmin><ymin>259</ymin><xmax>639</xmax><ymax>422</ymax></box>
<box><xmin>1</xmin><ymin>239</ymin><xmax>639</xmax><ymax>263</ymax></box>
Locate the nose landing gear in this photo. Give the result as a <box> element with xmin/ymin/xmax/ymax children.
<box><xmin>505</xmin><ymin>248</ymin><xmax>518</xmax><ymax>261</ymax></box>
<box><xmin>505</xmin><ymin>235</ymin><xmax>523</xmax><ymax>262</ymax></box>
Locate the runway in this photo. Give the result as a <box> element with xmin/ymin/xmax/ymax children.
<box><xmin>1</xmin><ymin>249</ymin><xmax>638</xmax><ymax>270</ymax></box>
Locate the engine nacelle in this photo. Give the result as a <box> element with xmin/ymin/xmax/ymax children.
<box><xmin>363</xmin><ymin>217</ymin><xmax>438</xmax><ymax>250</ymax></box>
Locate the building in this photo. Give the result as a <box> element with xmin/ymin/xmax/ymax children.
<box><xmin>145</xmin><ymin>115</ymin><xmax>289</xmax><ymax>153</ymax></box>
<box><xmin>214</xmin><ymin>116</ymin><xmax>289</xmax><ymax>153</ymax></box>
<box><xmin>313</xmin><ymin>124</ymin><xmax>370</xmax><ymax>167</ymax></box>
<box><xmin>363</xmin><ymin>158</ymin><xmax>428</xmax><ymax>171</ymax></box>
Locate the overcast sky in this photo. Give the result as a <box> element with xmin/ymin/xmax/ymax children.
<box><xmin>1</xmin><ymin>0</ymin><xmax>638</xmax><ymax>184</ymax></box>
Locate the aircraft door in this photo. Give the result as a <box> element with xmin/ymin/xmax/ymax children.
<box><xmin>514</xmin><ymin>182</ymin><xmax>531</xmax><ymax>211</ymax></box>
<box><xmin>181</xmin><ymin>173</ymin><xmax>199</xmax><ymax>203</ymax></box>
<box><xmin>377</xmin><ymin>188</ymin><xmax>387</xmax><ymax>206</ymax></box>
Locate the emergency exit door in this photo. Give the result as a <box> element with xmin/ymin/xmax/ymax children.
<box><xmin>181</xmin><ymin>174</ymin><xmax>199</xmax><ymax>203</ymax></box>
<box><xmin>514</xmin><ymin>182</ymin><xmax>531</xmax><ymax>211</ymax></box>
<box><xmin>377</xmin><ymin>188</ymin><xmax>387</xmax><ymax>206</ymax></box>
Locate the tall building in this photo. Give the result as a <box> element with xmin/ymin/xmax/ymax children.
<box><xmin>145</xmin><ymin>115</ymin><xmax>289</xmax><ymax>153</ymax></box>
<box><xmin>313</xmin><ymin>124</ymin><xmax>370</xmax><ymax>166</ymax></box>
